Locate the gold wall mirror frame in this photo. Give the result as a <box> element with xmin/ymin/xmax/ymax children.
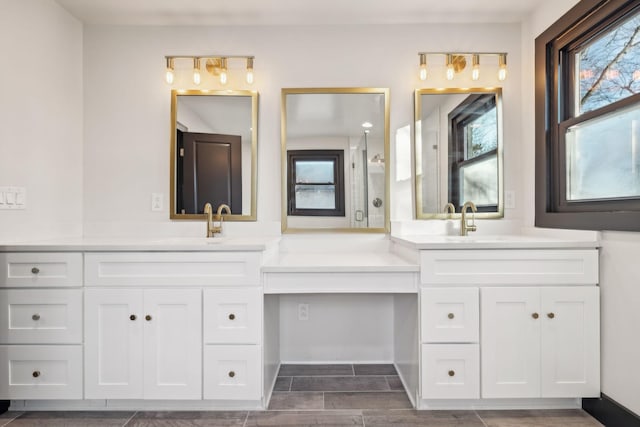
<box><xmin>415</xmin><ymin>87</ymin><xmax>504</xmax><ymax>219</ymax></box>
<box><xmin>281</xmin><ymin>88</ymin><xmax>390</xmax><ymax>233</ymax></box>
<box><xmin>170</xmin><ymin>89</ymin><xmax>258</xmax><ymax>221</ymax></box>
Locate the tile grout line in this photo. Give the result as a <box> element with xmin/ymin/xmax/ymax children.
<box><xmin>475</xmin><ymin>409</ymin><xmax>490</xmax><ymax>427</ymax></box>
<box><xmin>242</xmin><ymin>410</ymin><xmax>249</xmax><ymax>427</ymax></box>
<box><xmin>122</xmin><ymin>410</ymin><xmax>138</xmax><ymax>427</ymax></box>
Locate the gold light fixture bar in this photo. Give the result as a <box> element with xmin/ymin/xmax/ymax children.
<box><xmin>417</xmin><ymin>52</ymin><xmax>507</xmax><ymax>82</ymax></box>
<box><xmin>164</xmin><ymin>55</ymin><xmax>256</xmax><ymax>86</ymax></box>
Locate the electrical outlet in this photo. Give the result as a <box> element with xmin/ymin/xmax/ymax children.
<box><xmin>151</xmin><ymin>193</ymin><xmax>163</xmax><ymax>212</ymax></box>
<box><xmin>298</xmin><ymin>303</ymin><xmax>309</xmax><ymax>321</ymax></box>
<box><xmin>505</xmin><ymin>190</ymin><xmax>516</xmax><ymax>209</ymax></box>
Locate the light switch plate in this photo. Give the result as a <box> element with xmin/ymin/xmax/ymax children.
<box><xmin>151</xmin><ymin>193</ymin><xmax>163</xmax><ymax>212</ymax></box>
<box><xmin>0</xmin><ymin>187</ymin><xmax>26</xmax><ymax>210</ymax></box>
<box><xmin>505</xmin><ymin>190</ymin><xmax>515</xmax><ymax>209</ymax></box>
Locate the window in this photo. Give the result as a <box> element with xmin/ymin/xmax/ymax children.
<box><xmin>536</xmin><ymin>0</ymin><xmax>640</xmax><ymax>230</ymax></box>
<box><xmin>449</xmin><ymin>94</ymin><xmax>499</xmax><ymax>212</ymax></box>
<box><xmin>287</xmin><ymin>150</ymin><xmax>345</xmax><ymax>216</ymax></box>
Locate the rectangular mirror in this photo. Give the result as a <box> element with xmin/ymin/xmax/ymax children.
<box><xmin>415</xmin><ymin>88</ymin><xmax>503</xmax><ymax>219</ymax></box>
<box><xmin>170</xmin><ymin>90</ymin><xmax>257</xmax><ymax>220</ymax></box>
<box><xmin>281</xmin><ymin>88</ymin><xmax>390</xmax><ymax>232</ymax></box>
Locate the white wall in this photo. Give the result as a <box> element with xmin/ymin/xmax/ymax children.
<box><xmin>81</xmin><ymin>23</ymin><xmax>522</xmax><ymax>237</ymax></box>
<box><xmin>0</xmin><ymin>0</ymin><xmax>83</xmax><ymax>241</ymax></box>
<box><xmin>524</xmin><ymin>0</ymin><xmax>640</xmax><ymax>416</ymax></box>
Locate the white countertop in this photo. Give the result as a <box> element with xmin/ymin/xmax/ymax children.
<box><xmin>0</xmin><ymin>236</ymin><xmax>276</xmax><ymax>252</ymax></box>
<box><xmin>391</xmin><ymin>234</ymin><xmax>600</xmax><ymax>250</ymax></box>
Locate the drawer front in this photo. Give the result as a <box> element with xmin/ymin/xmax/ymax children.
<box><xmin>421</xmin><ymin>288</ymin><xmax>478</xmax><ymax>343</ymax></box>
<box><xmin>204</xmin><ymin>288</ymin><xmax>262</xmax><ymax>344</ymax></box>
<box><xmin>85</xmin><ymin>252</ymin><xmax>261</xmax><ymax>287</ymax></box>
<box><xmin>0</xmin><ymin>345</ymin><xmax>82</xmax><ymax>399</ymax></box>
<box><xmin>203</xmin><ymin>345</ymin><xmax>261</xmax><ymax>400</ymax></box>
<box><xmin>420</xmin><ymin>249</ymin><xmax>598</xmax><ymax>286</ymax></box>
<box><xmin>0</xmin><ymin>253</ymin><xmax>83</xmax><ymax>287</ymax></box>
<box><xmin>0</xmin><ymin>289</ymin><xmax>82</xmax><ymax>344</ymax></box>
<box><xmin>421</xmin><ymin>344</ymin><xmax>479</xmax><ymax>399</ymax></box>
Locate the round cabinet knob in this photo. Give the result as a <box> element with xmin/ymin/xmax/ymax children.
<box><xmin>532</xmin><ymin>312</ymin><xmax>539</xmax><ymax>319</ymax></box>
<box><xmin>448</xmin><ymin>370</ymin><xmax>455</xmax><ymax>377</ymax></box>
<box><xmin>547</xmin><ymin>312</ymin><xmax>555</xmax><ymax>319</ymax></box>
<box><xmin>32</xmin><ymin>371</ymin><xmax>41</xmax><ymax>378</ymax></box>
<box><xmin>32</xmin><ymin>314</ymin><xmax>41</xmax><ymax>321</ymax></box>
<box><xmin>31</xmin><ymin>267</ymin><xmax>40</xmax><ymax>275</ymax></box>
<box><xmin>447</xmin><ymin>313</ymin><xmax>455</xmax><ymax>319</ymax></box>
<box><xmin>228</xmin><ymin>313</ymin><xmax>236</xmax><ymax>320</ymax></box>
<box><xmin>228</xmin><ymin>371</ymin><xmax>236</xmax><ymax>378</ymax></box>
<box><xmin>130</xmin><ymin>314</ymin><xmax>137</xmax><ymax>321</ymax></box>
<box><xmin>145</xmin><ymin>315</ymin><xmax>152</xmax><ymax>321</ymax></box>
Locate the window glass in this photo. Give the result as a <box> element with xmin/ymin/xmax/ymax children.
<box><xmin>460</xmin><ymin>156</ymin><xmax>498</xmax><ymax>206</ymax></box>
<box><xmin>465</xmin><ymin>106</ymin><xmax>498</xmax><ymax>159</ymax></box>
<box><xmin>295</xmin><ymin>160</ymin><xmax>335</xmax><ymax>184</ymax></box>
<box><xmin>577</xmin><ymin>10</ymin><xmax>640</xmax><ymax>115</ymax></box>
<box><xmin>294</xmin><ymin>184</ymin><xmax>336</xmax><ymax>209</ymax></box>
<box><xmin>565</xmin><ymin>102</ymin><xmax>640</xmax><ymax>200</ymax></box>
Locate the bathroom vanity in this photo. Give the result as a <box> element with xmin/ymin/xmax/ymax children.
<box><xmin>0</xmin><ymin>234</ymin><xmax>599</xmax><ymax>411</ymax></box>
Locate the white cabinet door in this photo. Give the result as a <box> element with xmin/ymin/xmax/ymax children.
<box><xmin>85</xmin><ymin>289</ymin><xmax>144</xmax><ymax>399</ymax></box>
<box><xmin>143</xmin><ymin>289</ymin><xmax>202</xmax><ymax>400</ymax></box>
<box><xmin>541</xmin><ymin>286</ymin><xmax>600</xmax><ymax>398</ymax></box>
<box><xmin>481</xmin><ymin>287</ymin><xmax>541</xmax><ymax>398</ymax></box>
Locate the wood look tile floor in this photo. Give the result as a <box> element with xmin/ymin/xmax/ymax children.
<box><xmin>0</xmin><ymin>364</ymin><xmax>604</xmax><ymax>427</ymax></box>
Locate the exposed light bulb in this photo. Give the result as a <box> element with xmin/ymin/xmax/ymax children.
<box><xmin>165</xmin><ymin>58</ymin><xmax>174</xmax><ymax>85</ymax></box>
<box><xmin>498</xmin><ymin>53</ymin><xmax>507</xmax><ymax>81</ymax></box>
<box><xmin>419</xmin><ymin>53</ymin><xmax>427</xmax><ymax>81</ymax></box>
<box><xmin>220</xmin><ymin>58</ymin><xmax>228</xmax><ymax>85</ymax></box>
<box><xmin>446</xmin><ymin>54</ymin><xmax>455</xmax><ymax>81</ymax></box>
<box><xmin>193</xmin><ymin>57</ymin><xmax>201</xmax><ymax>85</ymax></box>
<box><xmin>246</xmin><ymin>57</ymin><xmax>254</xmax><ymax>84</ymax></box>
<box><xmin>471</xmin><ymin>54</ymin><xmax>480</xmax><ymax>81</ymax></box>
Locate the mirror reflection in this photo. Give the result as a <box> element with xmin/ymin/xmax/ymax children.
<box><xmin>415</xmin><ymin>88</ymin><xmax>503</xmax><ymax>219</ymax></box>
<box><xmin>281</xmin><ymin>88</ymin><xmax>390</xmax><ymax>232</ymax></box>
<box><xmin>170</xmin><ymin>90</ymin><xmax>257</xmax><ymax>221</ymax></box>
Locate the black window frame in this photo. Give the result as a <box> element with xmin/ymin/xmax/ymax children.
<box><xmin>287</xmin><ymin>149</ymin><xmax>346</xmax><ymax>217</ymax></box>
<box><xmin>535</xmin><ymin>0</ymin><xmax>640</xmax><ymax>231</ymax></box>
<box><xmin>448</xmin><ymin>93</ymin><xmax>499</xmax><ymax>212</ymax></box>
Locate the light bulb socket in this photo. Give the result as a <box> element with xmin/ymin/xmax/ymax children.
<box><xmin>498</xmin><ymin>53</ymin><xmax>507</xmax><ymax>81</ymax></box>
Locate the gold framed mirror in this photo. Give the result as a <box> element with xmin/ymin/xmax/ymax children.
<box><xmin>281</xmin><ymin>88</ymin><xmax>390</xmax><ymax>233</ymax></box>
<box><xmin>415</xmin><ymin>87</ymin><xmax>504</xmax><ymax>219</ymax></box>
<box><xmin>170</xmin><ymin>89</ymin><xmax>258</xmax><ymax>221</ymax></box>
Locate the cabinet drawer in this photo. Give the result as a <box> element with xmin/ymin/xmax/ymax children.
<box><xmin>421</xmin><ymin>288</ymin><xmax>478</xmax><ymax>343</ymax></box>
<box><xmin>420</xmin><ymin>249</ymin><xmax>598</xmax><ymax>286</ymax></box>
<box><xmin>421</xmin><ymin>344</ymin><xmax>479</xmax><ymax>399</ymax></box>
<box><xmin>203</xmin><ymin>345</ymin><xmax>261</xmax><ymax>400</ymax></box>
<box><xmin>0</xmin><ymin>253</ymin><xmax>83</xmax><ymax>287</ymax></box>
<box><xmin>85</xmin><ymin>252</ymin><xmax>261</xmax><ymax>286</ymax></box>
<box><xmin>204</xmin><ymin>288</ymin><xmax>262</xmax><ymax>344</ymax></box>
<box><xmin>0</xmin><ymin>289</ymin><xmax>82</xmax><ymax>344</ymax></box>
<box><xmin>0</xmin><ymin>345</ymin><xmax>82</xmax><ymax>399</ymax></box>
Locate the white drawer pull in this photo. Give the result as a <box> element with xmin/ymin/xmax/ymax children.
<box><xmin>448</xmin><ymin>370</ymin><xmax>455</xmax><ymax>377</ymax></box>
<box><xmin>32</xmin><ymin>313</ymin><xmax>41</xmax><ymax>321</ymax></box>
<box><xmin>32</xmin><ymin>370</ymin><xmax>41</xmax><ymax>378</ymax></box>
<box><xmin>31</xmin><ymin>267</ymin><xmax>40</xmax><ymax>274</ymax></box>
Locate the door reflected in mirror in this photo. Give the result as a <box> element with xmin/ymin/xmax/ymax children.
<box><xmin>170</xmin><ymin>90</ymin><xmax>257</xmax><ymax>221</ymax></box>
<box><xmin>281</xmin><ymin>88</ymin><xmax>390</xmax><ymax>232</ymax></box>
<box><xmin>415</xmin><ymin>88</ymin><xmax>503</xmax><ymax>219</ymax></box>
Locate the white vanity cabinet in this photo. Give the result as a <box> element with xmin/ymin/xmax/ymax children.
<box><xmin>418</xmin><ymin>246</ymin><xmax>600</xmax><ymax>407</ymax></box>
<box><xmin>0</xmin><ymin>252</ymin><xmax>83</xmax><ymax>400</ymax></box>
<box><xmin>84</xmin><ymin>288</ymin><xmax>202</xmax><ymax>399</ymax></box>
<box><xmin>481</xmin><ymin>286</ymin><xmax>600</xmax><ymax>398</ymax></box>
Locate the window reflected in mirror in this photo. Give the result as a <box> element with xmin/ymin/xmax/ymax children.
<box><xmin>415</xmin><ymin>88</ymin><xmax>503</xmax><ymax>219</ymax></box>
<box><xmin>170</xmin><ymin>90</ymin><xmax>258</xmax><ymax>221</ymax></box>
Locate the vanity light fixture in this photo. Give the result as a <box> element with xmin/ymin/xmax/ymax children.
<box><xmin>164</xmin><ymin>55</ymin><xmax>256</xmax><ymax>86</ymax></box>
<box><xmin>417</xmin><ymin>52</ymin><xmax>507</xmax><ymax>82</ymax></box>
<box><xmin>362</xmin><ymin>122</ymin><xmax>373</xmax><ymax>129</ymax></box>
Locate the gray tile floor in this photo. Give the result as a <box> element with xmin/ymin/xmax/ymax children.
<box><xmin>0</xmin><ymin>364</ymin><xmax>604</xmax><ymax>426</ymax></box>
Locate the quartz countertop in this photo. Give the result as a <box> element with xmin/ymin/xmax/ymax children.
<box><xmin>0</xmin><ymin>236</ymin><xmax>277</xmax><ymax>252</ymax></box>
<box><xmin>391</xmin><ymin>234</ymin><xmax>600</xmax><ymax>250</ymax></box>
<box><xmin>262</xmin><ymin>251</ymin><xmax>419</xmax><ymax>273</ymax></box>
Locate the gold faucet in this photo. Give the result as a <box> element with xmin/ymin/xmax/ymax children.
<box><xmin>203</xmin><ymin>203</ymin><xmax>231</xmax><ymax>237</ymax></box>
<box><xmin>460</xmin><ymin>201</ymin><xmax>477</xmax><ymax>236</ymax></box>
<box><xmin>443</xmin><ymin>203</ymin><xmax>455</xmax><ymax>216</ymax></box>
